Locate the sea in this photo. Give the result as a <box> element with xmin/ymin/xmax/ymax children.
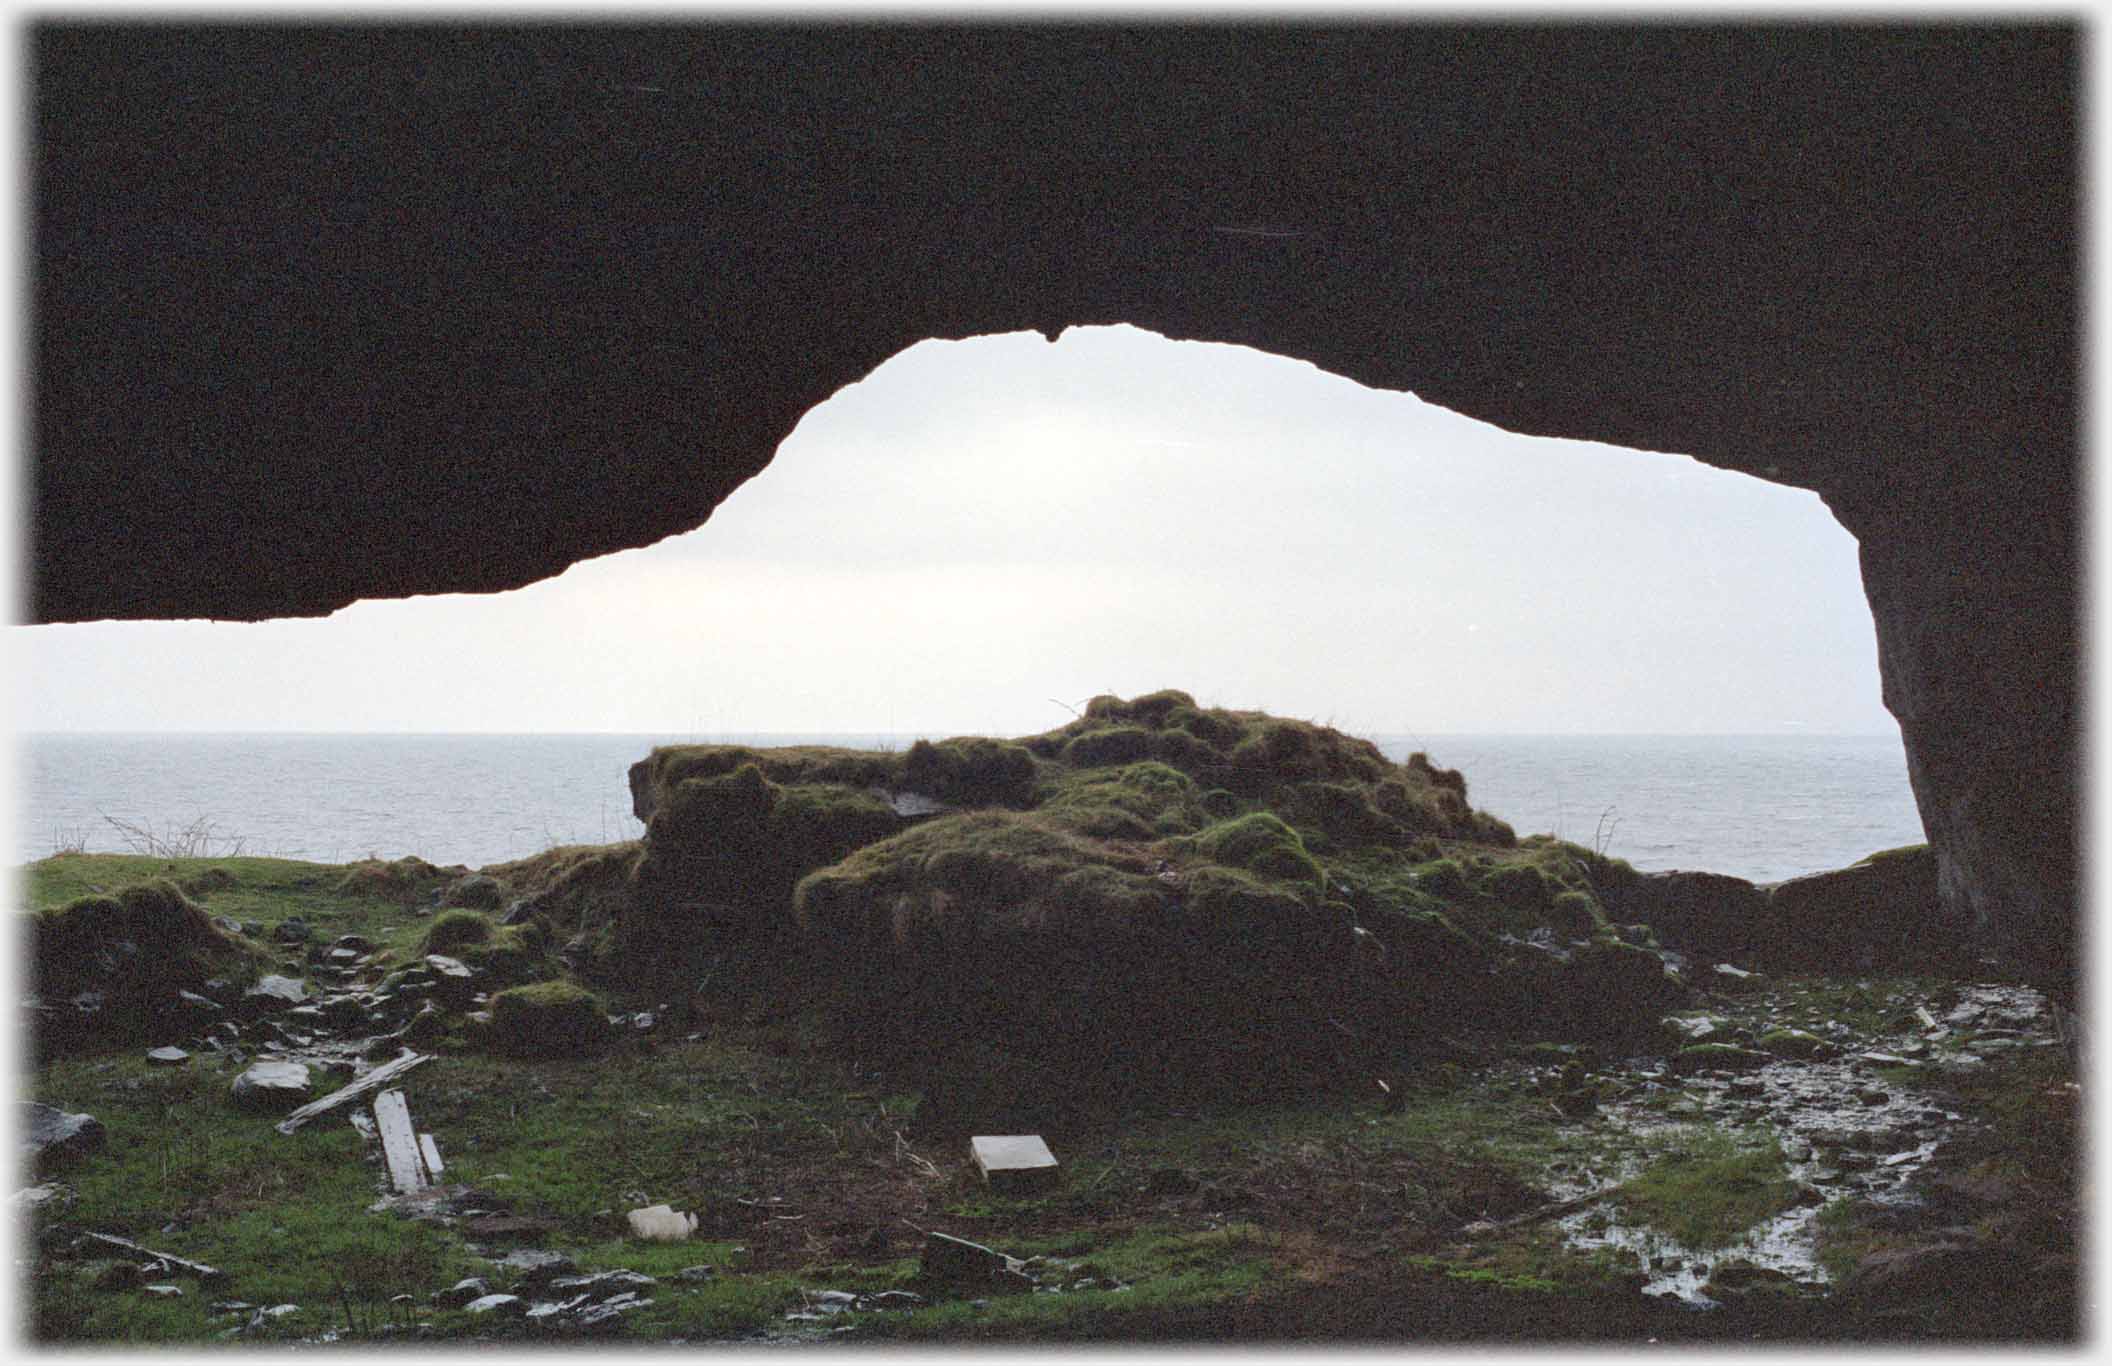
<box><xmin>15</xmin><ymin>732</ymin><xmax>1925</xmax><ymax>885</ymax></box>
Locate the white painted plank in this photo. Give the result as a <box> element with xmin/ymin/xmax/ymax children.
<box><xmin>418</xmin><ymin>1132</ymin><xmax>444</xmax><ymax>1183</ymax></box>
<box><xmin>274</xmin><ymin>1051</ymin><xmax>430</xmax><ymax>1134</ymax></box>
<box><xmin>373</xmin><ymin>1089</ymin><xmax>426</xmax><ymax>1194</ymax></box>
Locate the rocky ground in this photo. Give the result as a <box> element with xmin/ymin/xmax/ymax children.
<box><xmin>17</xmin><ymin>697</ymin><xmax>2082</xmax><ymax>1344</ymax></box>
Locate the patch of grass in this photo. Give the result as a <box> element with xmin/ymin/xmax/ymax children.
<box><xmin>867</xmin><ymin>1223</ymin><xmax>1278</xmax><ymax>1341</ymax></box>
<box><xmin>1613</xmin><ymin>1127</ymin><xmax>1795</xmax><ymax>1248</ymax></box>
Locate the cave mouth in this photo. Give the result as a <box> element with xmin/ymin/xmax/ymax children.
<box><xmin>18</xmin><ymin>325</ymin><xmax>1919</xmax><ymax>881</ymax></box>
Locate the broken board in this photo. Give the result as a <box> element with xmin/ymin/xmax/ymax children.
<box><xmin>274</xmin><ymin>1050</ymin><xmax>429</xmax><ymax>1134</ymax></box>
<box><xmin>969</xmin><ymin>1135</ymin><xmax>1059</xmax><ymax>1195</ymax></box>
<box><xmin>373</xmin><ymin>1089</ymin><xmax>432</xmax><ymax>1194</ymax></box>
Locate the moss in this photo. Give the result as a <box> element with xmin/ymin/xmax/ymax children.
<box><xmin>1150</xmin><ymin>726</ymin><xmax>1223</xmax><ymax>775</ymax></box>
<box><xmin>1405</xmin><ymin>751</ymin><xmax>1468</xmax><ymax>795</ymax></box>
<box><xmin>643</xmin><ymin>743</ymin><xmax>897</xmax><ymax>798</ymax></box>
<box><xmin>1191</xmin><ymin>812</ymin><xmax>1324</xmax><ymax>887</ymax></box>
<box><xmin>902</xmin><ymin>737</ymin><xmax>1041</xmax><ymax>807</ymax></box>
<box><xmin>1855</xmin><ymin>842</ymin><xmax>1931</xmax><ymax>865</ymax></box>
<box><xmin>487</xmin><ymin>981</ymin><xmax>609</xmax><ymax>1057</ymax></box>
<box><xmin>1282</xmin><ymin>780</ymin><xmax>1406</xmax><ymax>850</ymax></box>
<box><xmin>334</xmin><ymin>855</ymin><xmax>455</xmax><ymax>906</ymax></box>
<box><xmin>1043</xmin><ymin>761</ymin><xmax>1203</xmax><ymax>836</ymax></box>
<box><xmin>1061</xmin><ymin>725</ymin><xmax>1158</xmax><ymax>769</ymax></box>
<box><xmin>30</xmin><ymin>880</ymin><xmax>266</xmax><ymax>1052</ymax></box>
<box><xmin>633</xmin><ymin>765</ymin><xmax>898</xmax><ymax>926</ymax></box>
<box><xmin>1484</xmin><ymin>863</ymin><xmax>1555</xmax><ymax>913</ymax></box>
<box><xmin>34</xmin><ymin>880</ymin><xmax>237</xmax><ymax>988</ymax></box>
<box><xmin>479</xmin><ymin>841</ymin><xmax>641</xmax><ymax>938</ymax></box>
<box><xmin>1164</xmin><ymin>705</ymin><xmax>1245</xmax><ymax>750</ymax></box>
<box><xmin>453</xmin><ymin>924</ymin><xmax>553</xmax><ymax>988</ymax></box>
<box><xmin>423</xmin><ymin>909</ymin><xmax>493</xmax><ymax>955</ymax></box>
<box><xmin>1413</xmin><ymin>857</ymin><xmax>1471</xmax><ymax>901</ymax></box>
<box><xmin>793</xmin><ymin>810</ymin><xmax>1134</xmax><ymax>945</ymax></box>
<box><xmin>1548</xmin><ymin>889</ymin><xmax>1603</xmax><ymax>940</ymax></box>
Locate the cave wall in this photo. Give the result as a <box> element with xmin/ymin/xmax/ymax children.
<box><xmin>30</xmin><ymin>24</ymin><xmax>2078</xmax><ymax>997</ymax></box>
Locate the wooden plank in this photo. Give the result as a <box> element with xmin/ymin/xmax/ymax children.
<box><xmin>274</xmin><ymin>1051</ymin><xmax>430</xmax><ymax>1135</ymax></box>
<box><xmin>373</xmin><ymin>1089</ymin><xmax>427</xmax><ymax>1194</ymax></box>
<box><xmin>418</xmin><ymin>1133</ymin><xmax>444</xmax><ymax>1182</ymax></box>
<box><xmin>79</xmin><ymin>1232</ymin><xmax>227</xmax><ymax>1285</ymax></box>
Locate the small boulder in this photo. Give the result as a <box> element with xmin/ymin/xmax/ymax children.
<box><xmin>315</xmin><ymin>994</ymin><xmax>371</xmax><ymax>1031</ymax></box>
<box><xmin>230</xmin><ymin>1060</ymin><xmax>313</xmax><ymax>1114</ymax></box>
<box><xmin>174</xmin><ymin>990</ymin><xmax>225</xmax><ymax>1021</ymax></box>
<box><xmin>24</xmin><ymin>1102</ymin><xmax>106</xmax><ymax>1173</ymax></box>
<box><xmin>239</xmin><ymin>975</ymin><xmax>308</xmax><ymax>1017</ymax></box>
<box><xmin>270</xmin><ymin>918</ymin><xmax>312</xmax><ymax>945</ymax></box>
<box><xmin>464</xmin><ymin>1293</ymin><xmax>528</xmax><ymax>1317</ymax></box>
<box><xmin>433</xmin><ymin>1278</ymin><xmax>491</xmax><ymax>1309</ymax></box>
<box><xmin>422</xmin><ymin>955</ymin><xmax>477</xmax><ymax>1008</ymax></box>
<box><xmin>145</xmin><ymin>1046</ymin><xmax>190</xmax><ymax>1067</ymax></box>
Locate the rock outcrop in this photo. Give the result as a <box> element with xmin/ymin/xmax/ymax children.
<box><xmin>1607</xmin><ymin>846</ymin><xmax>1969</xmax><ymax>977</ymax></box>
<box><xmin>30</xmin><ymin>25</ymin><xmax>2076</xmax><ymax>1001</ymax></box>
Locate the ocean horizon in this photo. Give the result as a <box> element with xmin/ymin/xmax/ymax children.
<box><xmin>17</xmin><ymin>730</ymin><xmax>1924</xmax><ymax>885</ymax></box>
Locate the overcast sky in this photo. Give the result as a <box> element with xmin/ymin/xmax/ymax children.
<box><xmin>17</xmin><ymin>324</ymin><xmax>1895</xmax><ymax>739</ymax></box>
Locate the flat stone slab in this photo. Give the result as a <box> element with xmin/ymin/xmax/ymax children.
<box><xmin>231</xmin><ymin>1060</ymin><xmax>313</xmax><ymax>1113</ymax></box>
<box><xmin>145</xmin><ymin>1047</ymin><xmax>191</xmax><ymax>1067</ymax></box>
<box><xmin>969</xmin><ymin>1135</ymin><xmax>1058</xmax><ymax>1194</ymax></box>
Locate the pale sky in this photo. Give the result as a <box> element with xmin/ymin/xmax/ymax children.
<box><xmin>16</xmin><ymin>325</ymin><xmax>1896</xmax><ymax>738</ymax></box>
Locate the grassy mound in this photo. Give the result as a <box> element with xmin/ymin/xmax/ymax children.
<box><xmin>335</xmin><ymin>854</ymin><xmax>459</xmax><ymax>906</ymax></box>
<box><xmin>618</xmin><ymin>692</ymin><xmax>1683</xmax><ymax>1086</ymax></box>
<box><xmin>30</xmin><ymin>879</ymin><xmax>268</xmax><ymax>1050</ymax></box>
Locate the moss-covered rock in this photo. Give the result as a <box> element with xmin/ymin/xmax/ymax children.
<box><xmin>488</xmin><ymin>982</ymin><xmax>609</xmax><ymax>1057</ymax></box>
<box><xmin>424</xmin><ymin>909</ymin><xmax>493</xmax><ymax>955</ymax></box>
<box><xmin>1763</xmin><ymin>844</ymin><xmax>1959</xmax><ymax>973</ymax></box>
<box><xmin>632</xmin><ymin>763</ymin><xmax>899</xmax><ymax>927</ymax></box>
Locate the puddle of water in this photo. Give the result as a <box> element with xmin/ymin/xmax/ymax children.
<box><xmin>1536</xmin><ymin>980</ymin><xmax>2053</xmax><ymax>1308</ymax></box>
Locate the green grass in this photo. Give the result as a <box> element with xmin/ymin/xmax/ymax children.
<box><xmin>26</xmin><ymin>852</ymin><xmax>439</xmax><ymax>963</ymax></box>
<box><xmin>1612</xmin><ymin>1127</ymin><xmax>1796</xmax><ymax>1249</ymax></box>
